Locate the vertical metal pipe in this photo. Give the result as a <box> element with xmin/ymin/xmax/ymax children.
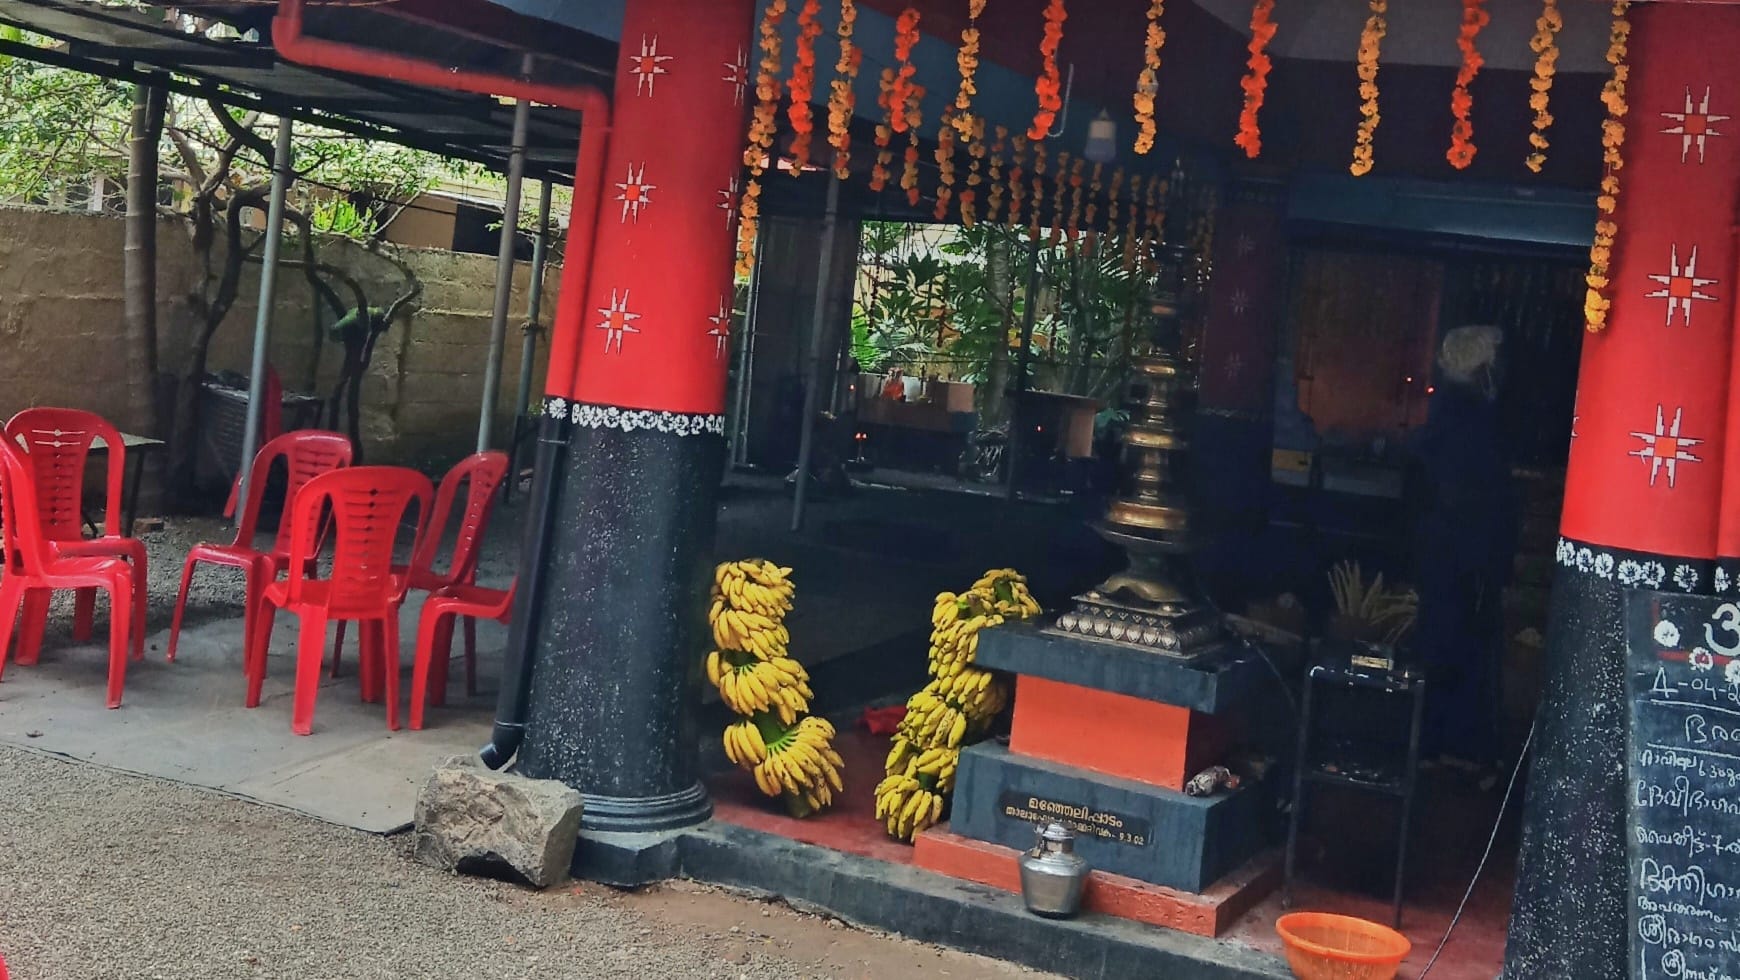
<box><xmin>790</xmin><ymin>175</ymin><xmax>842</xmax><ymax>532</ymax></box>
<box><xmin>477</xmin><ymin>54</ymin><xmax>535</xmax><ymax>453</ymax></box>
<box><xmin>235</xmin><ymin>118</ymin><xmax>293</xmax><ymax>525</ymax></box>
<box><xmin>1006</xmin><ymin>238</ymin><xmax>1042</xmax><ymax>501</ymax></box>
<box><xmin>513</xmin><ymin>179</ymin><xmax>554</xmax><ymax>419</ymax></box>
<box><xmin>730</xmin><ymin>227</ymin><xmax>768</xmax><ymax>466</ymax></box>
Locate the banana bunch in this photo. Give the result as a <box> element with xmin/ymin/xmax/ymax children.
<box><xmin>751</xmin><ymin>716</ymin><xmax>846</xmax><ymax>812</ymax></box>
<box><xmin>877</xmin><ymin>567</ymin><xmax>1043</xmax><ymax>843</ymax></box>
<box><xmin>708</xmin><ymin>559</ymin><xmax>844</xmax><ymax>817</ymax></box>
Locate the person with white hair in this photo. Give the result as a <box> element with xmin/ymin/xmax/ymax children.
<box><xmin>1408</xmin><ymin>324</ymin><xmax>1518</xmax><ymax>781</ymax></box>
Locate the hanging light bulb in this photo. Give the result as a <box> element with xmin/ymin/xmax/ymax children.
<box><xmin>1084</xmin><ymin>109</ymin><xmax>1117</xmax><ymax>164</ymax></box>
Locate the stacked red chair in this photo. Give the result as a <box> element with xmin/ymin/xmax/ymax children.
<box><xmin>409</xmin><ymin>582</ymin><xmax>514</xmax><ymax>730</ymax></box>
<box><xmin>250</xmin><ymin>466</ymin><xmax>432</xmax><ymax>735</ymax></box>
<box><xmin>0</xmin><ymin>440</ymin><xmax>137</xmax><ymax>707</ymax></box>
<box><xmin>5</xmin><ymin>408</ymin><xmax>147</xmax><ymax>664</ymax></box>
<box><xmin>166</xmin><ymin>430</ymin><xmax>351</xmax><ymax>679</ymax></box>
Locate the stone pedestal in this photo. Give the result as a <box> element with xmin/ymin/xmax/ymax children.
<box><xmin>916</xmin><ymin>624</ymin><xmax>1275</xmax><ymax>932</ymax></box>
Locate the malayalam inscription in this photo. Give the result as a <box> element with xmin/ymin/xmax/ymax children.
<box><xmin>1626</xmin><ymin>592</ymin><xmax>1740</xmax><ymax>980</ymax></box>
<box><xmin>996</xmin><ymin>790</ymin><xmax>1151</xmax><ymax>848</ymax></box>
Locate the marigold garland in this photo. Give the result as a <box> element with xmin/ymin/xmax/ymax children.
<box><xmin>1007</xmin><ymin>134</ymin><xmax>1028</xmax><ymax>228</ymax></box>
<box><xmin>1107</xmin><ymin>167</ymin><xmax>1124</xmax><ymax>233</ymax></box>
<box><xmin>1066</xmin><ymin>157</ymin><xmax>1086</xmax><ymax>243</ymax></box>
<box><xmin>1030</xmin><ymin>0</ymin><xmax>1067</xmax><ymax>141</ymax></box>
<box><xmin>962</xmin><ymin>118</ymin><xmax>987</xmax><ymax>227</ymax></box>
<box><xmin>828</xmin><ymin>0</ymin><xmax>862</xmax><ymax>180</ymax></box>
<box><xmin>1446</xmin><ymin>0</ymin><xmax>1488</xmax><ymax>170</ymax></box>
<box><xmin>737</xmin><ymin>0</ymin><xmax>790</xmax><ymax>278</ymax></box>
<box><xmin>1350</xmin><ymin>0</ymin><xmax>1387</xmax><ymax>177</ymax></box>
<box><xmin>1050</xmin><ymin>151</ymin><xmax>1071</xmax><ymax>247</ymax></box>
<box><xmin>903</xmin><ymin>128</ymin><xmax>924</xmax><ymax>206</ymax></box>
<box><xmin>1084</xmin><ymin>162</ymin><xmax>1103</xmax><ymax>232</ymax></box>
<box><xmin>1123</xmin><ymin>174</ymin><xmax>1143</xmax><ymax>271</ymax></box>
<box><xmin>891</xmin><ymin>6</ymin><xmax>922</xmax><ymax>135</ymax></box>
<box><xmin>1030</xmin><ymin>145</ymin><xmax>1046</xmax><ymax>241</ymax></box>
<box><xmin>953</xmin><ymin>0</ymin><xmax>987</xmax><ymax>138</ymax></box>
<box><xmin>787</xmin><ymin>0</ymin><xmax>824</xmax><ymax>175</ymax></box>
<box><xmin>935</xmin><ymin>113</ymin><xmax>958</xmax><ymax>222</ymax></box>
<box><xmin>986</xmin><ymin>126</ymin><xmax>1008</xmax><ymax>224</ymax></box>
<box><xmin>1133</xmin><ymin>0</ymin><xmax>1165</xmax><ymax>155</ymax></box>
<box><xmin>1585</xmin><ymin>0</ymin><xmax>1631</xmax><ymax>332</ymax></box>
<box><xmin>1234</xmin><ymin>0</ymin><xmax>1277</xmax><ymax>159</ymax></box>
<box><xmin>871</xmin><ymin>67</ymin><xmax>897</xmax><ymax>192</ymax></box>
<box><xmin>1525</xmin><ymin>0</ymin><xmax>1561</xmax><ymax>173</ymax></box>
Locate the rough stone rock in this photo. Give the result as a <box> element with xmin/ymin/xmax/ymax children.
<box><xmin>413</xmin><ymin>756</ymin><xmax>583</xmax><ymax>888</ymax></box>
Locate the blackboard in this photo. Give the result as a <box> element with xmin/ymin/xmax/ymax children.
<box><xmin>1625</xmin><ymin>591</ymin><xmax>1740</xmax><ymax>979</ymax></box>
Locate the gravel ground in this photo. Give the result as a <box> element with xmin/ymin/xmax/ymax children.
<box><xmin>0</xmin><ymin>746</ymin><xmax>1050</xmax><ymax>980</ymax></box>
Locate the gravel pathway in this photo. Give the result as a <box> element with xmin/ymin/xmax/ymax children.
<box><xmin>0</xmin><ymin>746</ymin><xmax>1046</xmax><ymax>980</ymax></box>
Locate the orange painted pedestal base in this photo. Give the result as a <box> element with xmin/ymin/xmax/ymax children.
<box><xmin>1008</xmin><ymin>675</ymin><xmax>1226</xmax><ymax>792</ymax></box>
<box><xmin>914</xmin><ymin>825</ymin><xmax>1280</xmax><ymax>938</ymax></box>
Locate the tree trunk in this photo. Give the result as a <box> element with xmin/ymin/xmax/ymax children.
<box><xmin>981</xmin><ymin>229</ymin><xmax>1015</xmax><ymax>428</ymax></box>
<box><xmin>122</xmin><ymin>84</ymin><xmax>168</xmax><ymax>436</ymax></box>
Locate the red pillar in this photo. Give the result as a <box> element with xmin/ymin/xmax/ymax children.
<box><xmin>1508</xmin><ymin>5</ymin><xmax>1740</xmax><ymax>974</ymax></box>
<box><xmin>512</xmin><ymin>0</ymin><xmax>754</xmax><ymax>837</ymax></box>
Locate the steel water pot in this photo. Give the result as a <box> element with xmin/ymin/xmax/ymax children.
<box><xmin>1019</xmin><ymin>822</ymin><xmax>1089</xmax><ymax>918</ymax></box>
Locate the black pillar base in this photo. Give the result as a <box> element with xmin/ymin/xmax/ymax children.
<box><xmin>518</xmin><ymin>408</ymin><xmax>724</xmax><ymax>835</ymax></box>
<box><xmin>1503</xmin><ymin>539</ymin><xmax>1712</xmax><ymax>978</ymax></box>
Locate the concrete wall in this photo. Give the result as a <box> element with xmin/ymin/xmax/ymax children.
<box><xmin>0</xmin><ymin>206</ymin><xmax>557</xmax><ymax>472</ymax></box>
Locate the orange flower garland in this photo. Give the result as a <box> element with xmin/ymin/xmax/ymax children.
<box><xmin>1525</xmin><ymin>0</ymin><xmax>1561</xmax><ymax>174</ymax></box>
<box><xmin>871</xmin><ymin>67</ymin><xmax>897</xmax><ymax>192</ymax></box>
<box><xmin>935</xmin><ymin>113</ymin><xmax>958</xmax><ymax>221</ymax></box>
<box><xmin>829</xmin><ymin>0</ymin><xmax>862</xmax><ymax>180</ymax></box>
<box><xmin>903</xmin><ymin>127</ymin><xmax>925</xmax><ymax>206</ymax></box>
<box><xmin>962</xmin><ymin>118</ymin><xmax>987</xmax><ymax>227</ymax></box>
<box><xmin>1051</xmin><ymin>150</ymin><xmax>1071</xmax><ymax>246</ymax></box>
<box><xmin>1007</xmin><ymin>135</ymin><xmax>1028</xmax><ymax>227</ymax></box>
<box><xmin>1446</xmin><ymin>0</ymin><xmax>1488</xmax><ymax>170</ymax></box>
<box><xmin>1107</xmin><ymin>167</ymin><xmax>1124</xmax><ymax>235</ymax></box>
<box><xmin>787</xmin><ymin>0</ymin><xmax>823</xmax><ymax>174</ymax></box>
<box><xmin>1030</xmin><ymin>0</ymin><xmax>1067</xmax><ymax>141</ymax></box>
<box><xmin>1133</xmin><ymin>0</ymin><xmax>1165</xmax><ymax>155</ymax></box>
<box><xmin>1350</xmin><ymin>0</ymin><xmax>1387</xmax><ymax>177</ymax></box>
<box><xmin>737</xmin><ymin>0</ymin><xmax>790</xmax><ymax>277</ymax></box>
<box><xmin>953</xmin><ymin>0</ymin><xmax>987</xmax><ymax>138</ymax></box>
<box><xmin>1123</xmin><ymin>174</ymin><xmax>1143</xmax><ymax>271</ymax></box>
<box><xmin>986</xmin><ymin>126</ymin><xmax>1008</xmax><ymax>224</ymax></box>
<box><xmin>1585</xmin><ymin>0</ymin><xmax>1631</xmax><ymax>332</ymax></box>
<box><xmin>891</xmin><ymin>6</ymin><xmax>922</xmax><ymax>135</ymax></box>
<box><xmin>1030</xmin><ymin>146</ymin><xmax>1047</xmax><ymax>241</ymax></box>
<box><xmin>1067</xmin><ymin>157</ymin><xmax>1086</xmax><ymax>243</ymax></box>
<box><xmin>1234</xmin><ymin>0</ymin><xmax>1277</xmax><ymax>159</ymax></box>
<box><xmin>1085</xmin><ymin>163</ymin><xmax>1102</xmax><ymax>232</ymax></box>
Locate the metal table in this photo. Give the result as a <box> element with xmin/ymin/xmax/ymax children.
<box><xmin>87</xmin><ymin>432</ymin><xmax>166</xmax><ymax>538</ymax></box>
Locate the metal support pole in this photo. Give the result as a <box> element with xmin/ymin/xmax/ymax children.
<box><xmin>477</xmin><ymin>54</ymin><xmax>534</xmax><ymax>453</ymax></box>
<box><xmin>1006</xmin><ymin>238</ymin><xmax>1041</xmax><ymax>501</ymax></box>
<box><xmin>729</xmin><ymin>227</ymin><xmax>768</xmax><ymax>467</ymax></box>
<box><xmin>505</xmin><ymin>179</ymin><xmax>554</xmax><ymax>499</ymax></box>
<box><xmin>790</xmin><ymin>175</ymin><xmax>841</xmax><ymax>532</ymax></box>
<box><xmin>235</xmin><ymin>118</ymin><xmax>294</xmax><ymax>526</ymax></box>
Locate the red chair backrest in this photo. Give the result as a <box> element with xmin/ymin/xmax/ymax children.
<box><xmin>6</xmin><ymin>407</ymin><xmax>126</xmax><ymax>541</ymax></box>
<box><xmin>234</xmin><ymin>430</ymin><xmax>354</xmax><ymax>555</ymax></box>
<box><xmin>284</xmin><ymin>466</ymin><xmax>432</xmax><ymax>613</ymax></box>
<box><xmin>408</xmin><ymin>451</ymin><xmax>509</xmax><ymax>590</ymax></box>
<box><xmin>0</xmin><ymin>439</ymin><xmax>55</xmax><ymax>577</ymax></box>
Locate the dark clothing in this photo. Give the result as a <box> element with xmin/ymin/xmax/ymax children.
<box><xmin>1409</xmin><ymin>383</ymin><xmax>1519</xmax><ymax>765</ymax></box>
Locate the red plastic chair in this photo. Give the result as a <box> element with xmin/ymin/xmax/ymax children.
<box><xmin>223</xmin><ymin>365</ymin><xmax>287</xmax><ymax>520</ymax></box>
<box><xmin>331</xmin><ymin>451</ymin><xmax>508</xmax><ymax>683</ymax></box>
<box><xmin>408</xmin><ymin>582</ymin><xmax>514</xmax><ymax>730</ymax></box>
<box><xmin>0</xmin><ymin>440</ymin><xmax>136</xmax><ymax>707</ymax></box>
<box><xmin>5</xmin><ymin>408</ymin><xmax>147</xmax><ymax>664</ymax></box>
<box><xmin>249</xmin><ymin>466</ymin><xmax>432</xmax><ymax>735</ymax></box>
<box><xmin>167</xmin><ymin>430</ymin><xmax>352</xmax><ymax>667</ymax></box>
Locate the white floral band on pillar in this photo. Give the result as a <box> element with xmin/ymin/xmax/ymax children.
<box><xmin>1554</xmin><ymin>536</ymin><xmax>1706</xmax><ymax>594</ymax></box>
<box><xmin>567</xmin><ymin>401</ymin><xmax>726</xmax><ymax>437</ymax></box>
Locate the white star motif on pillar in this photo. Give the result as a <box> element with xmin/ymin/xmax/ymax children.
<box><xmin>723</xmin><ymin>45</ymin><xmax>749</xmax><ymax>106</ymax></box>
<box><xmin>1223</xmin><ymin>352</ymin><xmax>1246</xmax><ymax>382</ymax></box>
<box><xmin>1661</xmin><ymin>86</ymin><xmax>1729</xmax><ymax>165</ymax></box>
<box><xmin>615</xmin><ymin>163</ymin><xmax>656</xmax><ymax>223</ymax></box>
<box><xmin>1629</xmin><ymin>405</ymin><xmax>1703</xmax><ymax>488</ymax></box>
<box><xmin>1229</xmin><ymin>289</ymin><xmax>1251</xmax><ymax>316</ymax></box>
<box><xmin>596</xmin><ymin>288</ymin><xmax>642</xmax><ymax>353</ymax></box>
<box><xmin>629</xmin><ymin>34</ymin><xmax>672</xmax><ymax>98</ymax></box>
<box><xmin>708</xmin><ymin>296</ymin><xmax>731</xmax><ymax>359</ymax></box>
<box><xmin>1646</xmin><ymin>244</ymin><xmax>1720</xmax><ymax>327</ymax></box>
<box><xmin>1235</xmin><ymin>234</ymin><xmax>1256</xmax><ymax>257</ymax></box>
<box><xmin>717</xmin><ymin>174</ymin><xmax>742</xmax><ymax>229</ymax></box>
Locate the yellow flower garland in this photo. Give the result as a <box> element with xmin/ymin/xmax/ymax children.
<box><xmin>986</xmin><ymin>126</ymin><xmax>1008</xmax><ymax>224</ymax></box>
<box><xmin>870</xmin><ymin>67</ymin><xmax>896</xmax><ymax>192</ymax></box>
<box><xmin>1051</xmin><ymin>150</ymin><xmax>1071</xmax><ymax>247</ymax></box>
<box><xmin>953</xmin><ymin>0</ymin><xmax>987</xmax><ymax>138</ymax></box>
<box><xmin>828</xmin><ymin>0</ymin><xmax>862</xmax><ymax>180</ymax></box>
<box><xmin>1350</xmin><ymin>0</ymin><xmax>1387</xmax><ymax>177</ymax></box>
<box><xmin>737</xmin><ymin>0</ymin><xmax>790</xmax><ymax>277</ymax></box>
<box><xmin>1066</xmin><ymin>157</ymin><xmax>1086</xmax><ymax>244</ymax></box>
<box><xmin>1524</xmin><ymin>0</ymin><xmax>1561</xmax><ymax>173</ymax></box>
<box><xmin>962</xmin><ymin>118</ymin><xmax>987</xmax><ymax>227</ymax></box>
<box><xmin>934</xmin><ymin>112</ymin><xmax>958</xmax><ymax>222</ymax></box>
<box><xmin>1133</xmin><ymin>0</ymin><xmax>1165</xmax><ymax>155</ymax></box>
<box><xmin>1124</xmin><ymin>174</ymin><xmax>1143</xmax><ymax>271</ymax></box>
<box><xmin>1008</xmin><ymin>134</ymin><xmax>1028</xmax><ymax>228</ymax></box>
<box><xmin>1585</xmin><ymin>0</ymin><xmax>1631</xmax><ymax>332</ymax></box>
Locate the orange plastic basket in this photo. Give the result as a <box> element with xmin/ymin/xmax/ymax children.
<box><xmin>1276</xmin><ymin>912</ymin><xmax>1411</xmax><ymax>980</ymax></box>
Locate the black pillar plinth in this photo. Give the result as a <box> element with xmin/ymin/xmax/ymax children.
<box><xmin>1503</xmin><ymin>540</ymin><xmax>1709</xmax><ymax>977</ymax></box>
<box><xmin>518</xmin><ymin>414</ymin><xmax>722</xmax><ymax>833</ymax></box>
